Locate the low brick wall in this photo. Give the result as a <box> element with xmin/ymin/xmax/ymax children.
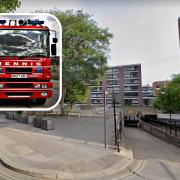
<box><xmin>140</xmin><ymin>120</ymin><xmax>180</xmax><ymax>147</ymax></box>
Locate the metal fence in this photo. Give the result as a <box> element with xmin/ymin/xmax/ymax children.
<box><xmin>141</xmin><ymin>116</ymin><xmax>180</xmax><ymax>137</ymax></box>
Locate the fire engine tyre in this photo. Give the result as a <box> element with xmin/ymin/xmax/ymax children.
<box><xmin>36</xmin><ymin>98</ymin><xmax>46</xmax><ymax>105</ymax></box>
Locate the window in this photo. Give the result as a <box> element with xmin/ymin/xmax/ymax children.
<box><xmin>113</xmin><ymin>74</ymin><xmax>119</xmax><ymax>79</ymax></box>
<box><xmin>132</xmin><ymin>100</ymin><xmax>139</xmax><ymax>104</ymax></box>
<box><xmin>124</xmin><ymin>78</ymin><xmax>139</xmax><ymax>84</ymax></box>
<box><xmin>107</xmin><ymin>99</ymin><xmax>112</xmax><ymax>104</ymax></box>
<box><xmin>107</xmin><ymin>94</ymin><xmax>112</xmax><ymax>98</ymax></box>
<box><xmin>107</xmin><ymin>68</ymin><xmax>113</xmax><ymax>73</ymax></box>
<box><xmin>124</xmin><ymin>72</ymin><xmax>138</xmax><ymax>78</ymax></box>
<box><xmin>143</xmin><ymin>91</ymin><xmax>153</xmax><ymax>97</ymax></box>
<box><xmin>124</xmin><ymin>85</ymin><xmax>139</xmax><ymax>91</ymax></box>
<box><xmin>107</xmin><ymin>87</ymin><xmax>113</xmax><ymax>91</ymax></box>
<box><xmin>91</xmin><ymin>93</ymin><xmax>102</xmax><ymax>98</ymax></box>
<box><xmin>106</xmin><ymin>73</ymin><xmax>119</xmax><ymax>79</ymax></box>
<box><xmin>114</xmin><ymin>87</ymin><xmax>120</xmax><ymax>91</ymax></box>
<box><xmin>124</xmin><ymin>92</ymin><xmax>139</xmax><ymax>97</ymax></box>
<box><xmin>91</xmin><ymin>87</ymin><xmax>102</xmax><ymax>92</ymax></box>
<box><xmin>0</xmin><ymin>29</ymin><xmax>49</xmax><ymax>57</ymax></box>
<box><xmin>124</xmin><ymin>65</ymin><xmax>138</xmax><ymax>71</ymax></box>
<box><xmin>112</xmin><ymin>68</ymin><xmax>119</xmax><ymax>72</ymax></box>
<box><xmin>124</xmin><ymin>86</ymin><xmax>131</xmax><ymax>91</ymax></box>
<box><xmin>106</xmin><ymin>74</ymin><xmax>113</xmax><ymax>79</ymax></box>
<box><xmin>91</xmin><ymin>99</ymin><xmax>103</xmax><ymax>104</ymax></box>
<box><xmin>124</xmin><ymin>99</ymin><xmax>139</xmax><ymax>105</ymax></box>
<box><xmin>107</xmin><ymin>80</ymin><xmax>119</xmax><ymax>85</ymax></box>
<box><xmin>124</xmin><ymin>99</ymin><xmax>132</xmax><ymax>105</ymax></box>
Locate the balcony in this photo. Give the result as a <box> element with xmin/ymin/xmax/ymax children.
<box><xmin>124</xmin><ymin>66</ymin><xmax>138</xmax><ymax>72</ymax></box>
<box><xmin>124</xmin><ymin>92</ymin><xmax>139</xmax><ymax>98</ymax></box>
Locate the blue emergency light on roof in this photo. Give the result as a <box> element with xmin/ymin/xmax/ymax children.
<box><xmin>27</xmin><ymin>19</ymin><xmax>44</xmax><ymax>25</ymax></box>
<box><xmin>0</xmin><ymin>20</ymin><xmax>6</xmax><ymax>25</ymax></box>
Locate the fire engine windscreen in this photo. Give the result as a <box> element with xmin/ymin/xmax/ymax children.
<box><xmin>0</xmin><ymin>30</ymin><xmax>49</xmax><ymax>57</ymax></box>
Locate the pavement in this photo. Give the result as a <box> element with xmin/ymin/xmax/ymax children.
<box><xmin>1</xmin><ymin>114</ymin><xmax>179</xmax><ymax>179</ymax></box>
<box><xmin>0</xmin><ymin>117</ymin><xmax>134</xmax><ymax>179</ymax></box>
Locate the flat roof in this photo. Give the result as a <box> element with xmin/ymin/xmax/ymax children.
<box><xmin>152</xmin><ymin>80</ymin><xmax>170</xmax><ymax>84</ymax></box>
<box><xmin>108</xmin><ymin>63</ymin><xmax>141</xmax><ymax>68</ymax></box>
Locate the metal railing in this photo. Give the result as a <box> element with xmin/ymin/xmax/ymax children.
<box><xmin>141</xmin><ymin>116</ymin><xmax>180</xmax><ymax>137</ymax></box>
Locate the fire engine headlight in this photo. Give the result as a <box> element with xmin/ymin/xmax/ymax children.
<box><xmin>35</xmin><ymin>84</ymin><xmax>41</xmax><ymax>88</ymax></box>
<box><xmin>0</xmin><ymin>84</ymin><xmax>3</xmax><ymax>88</ymax></box>
<box><xmin>42</xmin><ymin>84</ymin><xmax>47</xmax><ymax>88</ymax></box>
<box><xmin>35</xmin><ymin>67</ymin><xmax>43</xmax><ymax>73</ymax></box>
<box><xmin>41</xmin><ymin>92</ymin><xmax>48</xmax><ymax>97</ymax></box>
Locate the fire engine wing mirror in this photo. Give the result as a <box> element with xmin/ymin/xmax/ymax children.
<box><xmin>51</xmin><ymin>44</ymin><xmax>57</xmax><ymax>56</ymax></box>
<box><xmin>53</xmin><ymin>38</ymin><xmax>58</xmax><ymax>43</ymax></box>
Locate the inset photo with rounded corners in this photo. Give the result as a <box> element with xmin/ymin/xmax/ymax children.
<box><xmin>0</xmin><ymin>13</ymin><xmax>62</xmax><ymax>111</ymax></box>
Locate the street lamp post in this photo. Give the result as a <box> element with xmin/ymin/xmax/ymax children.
<box><xmin>112</xmin><ymin>90</ymin><xmax>117</xmax><ymax>145</ymax></box>
<box><xmin>103</xmin><ymin>90</ymin><xmax>108</xmax><ymax>149</ymax></box>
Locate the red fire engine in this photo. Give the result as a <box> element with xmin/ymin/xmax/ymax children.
<box><xmin>0</xmin><ymin>19</ymin><xmax>58</xmax><ymax>105</ymax></box>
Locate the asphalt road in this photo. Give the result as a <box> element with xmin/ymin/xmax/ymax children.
<box><xmin>124</xmin><ymin>127</ymin><xmax>180</xmax><ymax>180</ymax></box>
<box><xmin>0</xmin><ymin>115</ymin><xmax>115</xmax><ymax>147</ymax></box>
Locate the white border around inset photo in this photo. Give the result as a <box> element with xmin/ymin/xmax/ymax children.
<box><xmin>0</xmin><ymin>13</ymin><xmax>62</xmax><ymax>111</ymax></box>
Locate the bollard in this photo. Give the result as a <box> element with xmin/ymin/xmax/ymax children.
<box><xmin>17</xmin><ymin>115</ymin><xmax>23</xmax><ymax>123</ymax></box>
<box><xmin>5</xmin><ymin>112</ymin><xmax>14</xmax><ymax>120</ymax></box>
<box><xmin>41</xmin><ymin>118</ymin><xmax>55</xmax><ymax>130</ymax></box>
<box><xmin>5</xmin><ymin>113</ymin><xmax>9</xmax><ymax>119</ymax></box>
<box><xmin>33</xmin><ymin>117</ymin><xmax>41</xmax><ymax>128</ymax></box>
<box><xmin>27</xmin><ymin>116</ymin><xmax>35</xmax><ymax>125</ymax></box>
<box><xmin>22</xmin><ymin>116</ymin><xmax>28</xmax><ymax>124</ymax></box>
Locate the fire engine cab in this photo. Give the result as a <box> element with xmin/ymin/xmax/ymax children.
<box><xmin>0</xmin><ymin>19</ymin><xmax>58</xmax><ymax>105</ymax></box>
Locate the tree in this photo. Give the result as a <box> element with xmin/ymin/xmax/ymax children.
<box><xmin>0</xmin><ymin>0</ymin><xmax>21</xmax><ymax>12</ymax></box>
<box><xmin>50</xmin><ymin>10</ymin><xmax>113</xmax><ymax>114</ymax></box>
<box><xmin>65</xmin><ymin>82</ymin><xmax>90</xmax><ymax>109</ymax></box>
<box><xmin>154</xmin><ymin>74</ymin><xmax>180</xmax><ymax>113</ymax></box>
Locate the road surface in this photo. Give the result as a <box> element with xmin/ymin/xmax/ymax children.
<box><xmin>124</xmin><ymin>127</ymin><xmax>180</xmax><ymax>180</ymax></box>
<box><xmin>0</xmin><ymin>115</ymin><xmax>115</xmax><ymax>147</ymax></box>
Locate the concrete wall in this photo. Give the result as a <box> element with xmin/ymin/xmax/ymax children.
<box><xmin>123</xmin><ymin>106</ymin><xmax>156</xmax><ymax>115</ymax></box>
<box><xmin>140</xmin><ymin>120</ymin><xmax>180</xmax><ymax>147</ymax></box>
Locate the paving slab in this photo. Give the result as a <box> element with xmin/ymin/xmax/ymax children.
<box><xmin>0</xmin><ymin>127</ymin><xmax>132</xmax><ymax>179</ymax></box>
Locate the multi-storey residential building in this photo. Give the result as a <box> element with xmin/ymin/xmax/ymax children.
<box><xmin>152</xmin><ymin>81</ymin><xmax>169</xmax><ymax>96</ymax></box>
<box><xmin>90</xmin><ymin>64</ymin><xmax>143</xmax><ymax>106</ymax></box>
<box><xmin>142</xmin><ymin>85</ymin><xmax>154</xmax><ymax>106</ymax></box>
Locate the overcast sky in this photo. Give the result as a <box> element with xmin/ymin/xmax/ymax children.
<box><xmin>16</xmin><ymin>0</ymin><xmax>180</xmax><ymax>85</ymax></box>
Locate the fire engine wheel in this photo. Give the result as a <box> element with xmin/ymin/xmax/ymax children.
<box><xmin>36</xmin><ymin>98</ymin><xmax>46</xmax><ymax>105</ymax></box>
